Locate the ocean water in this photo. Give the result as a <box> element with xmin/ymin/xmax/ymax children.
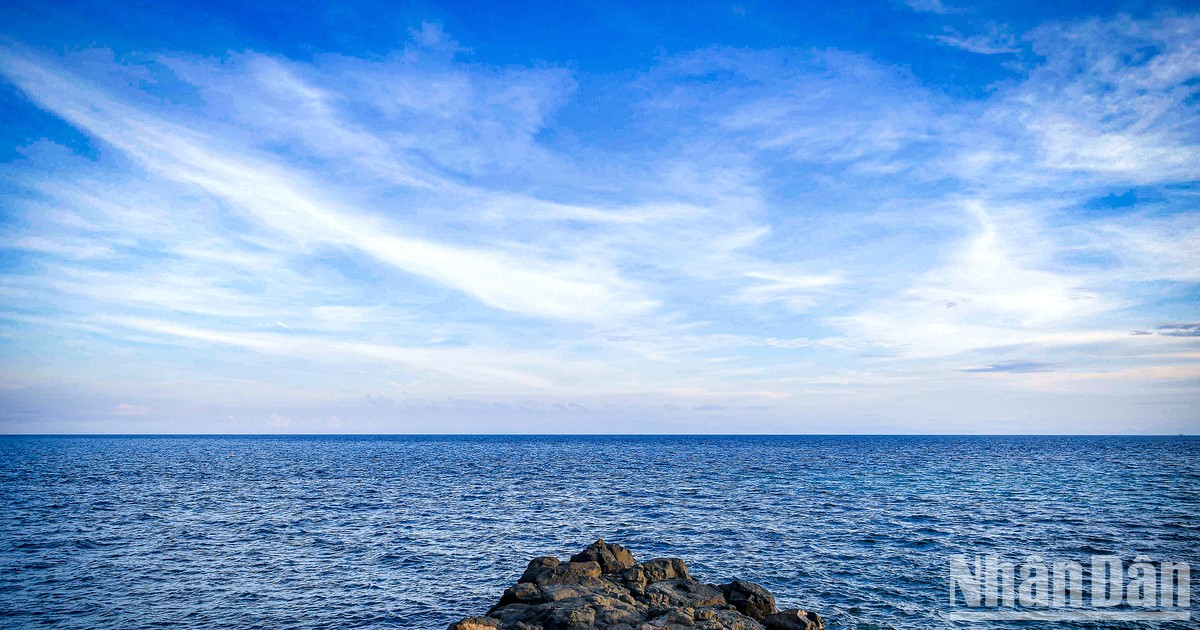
<box><xmin>0</xmin><ymin>435</ymin><xmax>1197</xmax><ymax>629</ymax></box>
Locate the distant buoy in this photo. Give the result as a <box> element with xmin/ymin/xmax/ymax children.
<box><xmin>229</xmin><ymin>453</ymin><xmax>235</xmax><ymax>458</ymax></box>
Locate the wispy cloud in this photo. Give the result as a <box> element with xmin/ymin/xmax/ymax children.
<box><xmin>734</xmin><ymin>270</ymin><xmax>843</xmax><ymax>312</ymax></box>
<box><xmin>0</xmin><ymin>7</ymin><xmax>1198</xmax><ymax>433</ymax></box>
<box><xmin>1159</xmin><ymin>324</ymin><xmax>1200</xmax><ymax>338</ymax></box>
<box><xmin>1</xmin><ymin>47</ymin><xmax>661</xmax><ymax>324</ymax></box>
<box><xmin>904</xmin><ymin>0</ymin><xmax>952</xmax><ymax>14</ymax></box>
<box><xmin>109</xmin><ymin>402</ymin><xmax>149</xmax><ymax>416</ymax></box>
<box><xmin>1019</xmin><ymin>16</ymin><xmax>1200</xmax><ymax>183</ymax></box>
<box><xmin>932</xmin><ymin>24</ymin><xmax>1020</xmax><ymax>54</ymax></box>
<box><xmin>961</xmin><ymin>361</ymin><xmax>1059</xmax><ymax>374</ymax></box>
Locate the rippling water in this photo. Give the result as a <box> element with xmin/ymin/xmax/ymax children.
<box><xmin>1</xmin><ymin>435</ymin><xmax>1197</xmax><ymax>628</ymax></box>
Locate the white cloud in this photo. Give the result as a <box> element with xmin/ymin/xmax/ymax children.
<box><xmin>1</xmin><ymin>11</ymin><xmax>1198</xmax><ymax>433</ymax></box>
<box><xmin>1017</xmin><ymin>15</ymin><xmax>1200</xmax><ymax>183</ymax></box>
<box><xmin>1083</xmin><ymin>213</ymin><xmax>1200</xmax><ymax>283</ymax></box>
<box><xmin>904</xmin><ymin>0</ymin><xmax>951</xmax><ymax>14</ymax></box>
<box><xmin>0</xmin><ymin>47</ymin><xmax>655</xmax><ymax>324</ymax></box>
<box><xmin>734</xmin><ymin>270</ymin><xmax>843</xmax><ymax>312</ymax></box>
<box><xmin>838</xmin><ymin>201</ymin><xmax>1117</xmax><ymax>357</ymax></box>
<box><xmin>664</xmin><ymin>49</ymin><xmax>942</xmax><ymax>173</ymax></box>
<box><xmin>933</xmin><ymin>24</ymin><xmax>1020</xmax><ymax>54</ymax></box>
<box><xmin>110</xmin><ymin>402</ymin><xmax>149</xmax><ymax>416</ymax></box>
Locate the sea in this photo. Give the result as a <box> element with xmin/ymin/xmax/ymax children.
<box><xmin>1</xmin><ymin>435</ymin><xmax>1197</xmax><ymax>629</ymax></box>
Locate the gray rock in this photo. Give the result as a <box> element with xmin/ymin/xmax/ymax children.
<box><xmin>448</xmin><ymin>542</ymin><xmax>822</xmax><ymax>630</ymax></box>
<box><xmin>536</xmin><ymin>561</ymin><xmax>603</xmax><ymax>586</ymax></box>
<box><xmin>724</xmin><ymin>580</ymin><xmax>776</xmax><ymax>621</ymax></box>
<box><xmin>570</xmin><ymin>539</ymin><xmax>637</xmax><ymax>574</ymax></box>
<box><xmin>589</xmin><ymin>595</ymin><xmax>650</xmax><ymax>626</ymax></box>
<box><xmin>448</xmin><ymin>617</ymin><xmax>501</xmax><ymax>630</ymax></box>
<box><xmin>488</xmin><ymin>581</ymin><xmax>543</xmax><ymax>614</ymax></box>
<box><xmin>763</xmin><ymin>609</ymin><xmax>825</xmax><ymax>630</ymax></box>
<box><xmin>537</xmin><ymin>599</ymin><xmax>596</xmax><ymax>630</ymax></box>
<box><xmin>520</xmin><ymin>556</ymin><xmax>560</xmax><ymax>583</ymax></box>
<box><xmin>616</xmin><ymin>564</ymin><xmax>648</xmax><ymax>595</ymax></box>
<box><xmin>697</xmin><ymin>608</ymin><xmax>767</xmax><ymax>630</ymax></box>
<box><xmin>642</xmin><ymin>557</ymin><xmax>691</xmax><ymax>583</ymax></box>
<box><xmin>646</xmin><ymin>606</ymin><xmax>696</xmax><ymax>627</ymax></box>
<box><xmin>486</xmin><ymin>603</ymin><xmax>531</xmax><ymax>626</ymax></box>
<box><xmin>645</xmin><ymin>579</ymin><xmax>727</xmax><ymax>608</ymax></box>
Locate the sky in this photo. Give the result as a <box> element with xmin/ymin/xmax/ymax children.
<box><xmin>0</xmin><ymin>0</ymin><xmax>1198</xmax><ymax>434</ymax></box>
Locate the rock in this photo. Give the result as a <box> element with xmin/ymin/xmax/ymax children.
<box><xmin>536</xmin><ymin>561</ymin><xmax>603</xmax><ymax>586</ymax></box>
<box><xmin>763</xmin><ymin>609</ymin><xmax>825</xmax><ymax>630</ymax></box>
<box><xmin>487</xmin><ymin>603</ymin><xmax>532</xmax><ymax>627</ymax></box>
<box><xmin>448</xmin><ymin>617</ymin><xmax>501</xmax><ymax>630</ymax></box>
<box><xmin>645</xmin><ymin>579</ymin><xmax>727</xmax><ymax>608</ymax></box>
<box><xmin>588</xmin><ymin>595</ymin><xmax>647</xmax><ymax>626</ymax></box>
<box><xmin>646</xmin><ymin>606</ymin><xmax>694</xmax><ymax>626</ymax></box>
<box><xmin>520</xmin><ymin>556</ymin><xmax>560</xmax><ymax>583</ymax></box>
<box><xmin>697</xmin><ymin>608</ymin><xmax>766</xmax><ymax>630</ymax></box>
<box><xmin>537</xmin><ymin>601</ymin><xmax>596</xmax><ymax>629</ymax></box>
<box><xmin>488</xmin><ymin>581</ymin><xmax>543</xmax><ymax>614</ymax></box>
<box><xmin>570</xmin><ymin>539</ymin><xmax>637</xmax><ymax>573</ymax></box>
<box><xmin>618</xmin><ymin>564</ymin><xmax>649</xmax><ymax>595</ymax></box>
<box><xmin>448</xmin><ymin>542</ymin><xmax>823</xmax><ymax>630</ymax></box>
<box><xmin>723</xmin><ymin>580</ymin><xmax>776</xmax><ymax>621</ymax></box>
<box><xmin>642</xmin><ymin>557</ymin><xmax>691</xmax><ymax>583</ymax></box>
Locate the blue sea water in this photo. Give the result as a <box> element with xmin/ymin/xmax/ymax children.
<box><xmin>0</xmin><ymin>435</ymin><xmax>1197</xmax><ymax>629</ymax></box>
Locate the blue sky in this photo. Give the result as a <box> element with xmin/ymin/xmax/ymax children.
<box><xmin>1</xmin><ymin>0</ymin><xmax>1198</xmax><ymax>433</ymax></box>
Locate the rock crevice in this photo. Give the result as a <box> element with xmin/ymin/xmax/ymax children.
<box><xmin>450</xmin><ymin>540</ymin><xmax>824</xmax><ymax>630</ymax></box>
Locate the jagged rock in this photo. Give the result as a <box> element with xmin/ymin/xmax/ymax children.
<box><xmin>700</xmin><ymin>608</ymin><xmax>767</xmax><ymax>630</ymax></box>
<box><xmin>642</xmin><ymin>558</ymin><xmax>691</xmax><ymax>583</ymax></box>
<box><xmin>489</xmin><ymin>582</ymin><xmax>543</xmax><ymax>613</ymax></box>
<box><xmin>488</xmin><ymin>603</ymin><xmax>533</xmax><ymax>627</ymax></box>
<box><xmin>616</xmin><ymin>564</ymin><xmax>648</xmax><ymax>595</ymax></box>
<box><xmin>536</xmin><ymin>561</ymin><xmax>603</xmax><ymax>586</ymax></box>
<box><xmin>724</xmin><ymin>580</ymin><xmax>777</xmax><ymax>621</ymax></box>
<box><xmin>521</xmin><ymin>557</ymin><xmax>561</xmax><ymax>583</ymax></box>
<box><xmin>645</xmin><ymin>606</ymin><xmax>694</xmax><ymax>628</ymax></box>
<box><xmin>448</xmin><ymin>541</ymin><xmax>824</xmax><ymax>630</ymax></box>
<box><xmin>763</xmin><ymin>609</ymin><xmax>825</xmax><ymax>630</ymax></box>
<box><xmin>569</xmin><ymin>539</ymin><xmax>637</xmax><ymax>574</ymax></box>
<box><xmin>448</xmin><ymin>617</ymin><xmax>501</xmax><ymax>630</ymax></box>
<box><xmin>645</xmin><ymin>579</ymin><xmax>727</xmax><ymax>608</ymax></box>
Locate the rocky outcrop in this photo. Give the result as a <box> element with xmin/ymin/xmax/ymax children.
<box><xmin>449</xmin><ymin>540</ymin><xmax>824</xmax><ymax>630</ymax></box>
